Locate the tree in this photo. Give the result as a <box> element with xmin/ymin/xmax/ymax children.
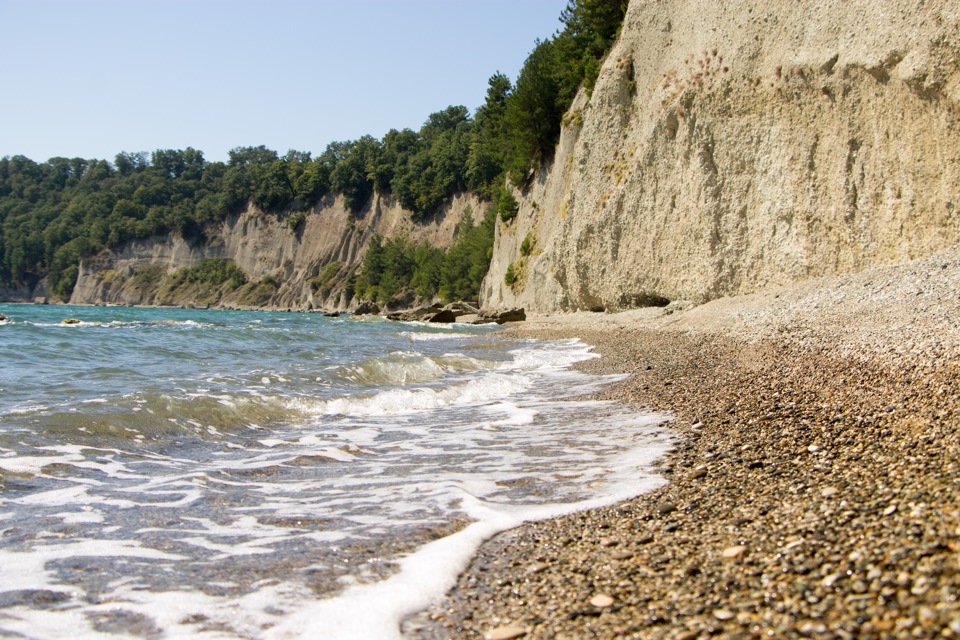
<box><xmin>439</xmin><ymin>204</ymin><xmax>496</xmax><ymax>302</ymax></box>
<box><xmin>252</xmin><ymin>161</ymin><xmax>294</xmax><ymax>212</ymax></box>
<box><xmin>467</xmin><ymin>73</ymin><xmax>512</xmax><ymax>196</ymax></box>
<box><xmin>228</xmin><ymin>145</ymin><xmax>279</xmax><ymax>167</ymax></box>
<box><xmin>329</xmin><ymin>136</ymin><xmax>379</xmax><ymax>213</ymax></box>
<box><xmin>114</xmin><ymin>151</ymin><xmax>149</xmax><ymax>176</ymax></box>
<box><xmin>505</xmin><ymin>39</ymin><xmax>564</xmax><ymax>187</ymax></box>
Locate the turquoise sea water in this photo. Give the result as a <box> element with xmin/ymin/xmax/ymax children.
<box><xmin>0</xmin><ymin>304</ymin><xmax>671</xmax><ymax>639</ymax></box>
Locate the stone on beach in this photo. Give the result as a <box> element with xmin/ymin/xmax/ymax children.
<box><xmin>484</xmin><ymin>625</ymin><xmax>527</xmax><ymax>640</ymax></box>
<box><xmin>721</xmin><ymin>545</ymin><xmax>747</xmax><ymax>560</ymax></box>
<box><xmin>656</xmin><ymin>502</ymin><xmax>677</xmax><ymax>515</ymax></box>
<box><xmin>590</xmin><ymin>594</ymin><xmax>615</xmax><ymax>608</ymax></box>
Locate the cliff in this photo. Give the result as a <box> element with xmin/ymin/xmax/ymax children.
<box><xmin>482</xmin><ymin>0</ymin><xmax>960</xmax><ymax>311</ymax></box>
<box><xmin>70</xmin><ymin>193</ymin><xmax>480</xmax><ymax>309</ymax></box>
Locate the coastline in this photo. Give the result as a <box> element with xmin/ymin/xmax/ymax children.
<box><xmin>405</xmin><ymin>247</ymin><xmax>960</xmax><ymax>639</ymax></box>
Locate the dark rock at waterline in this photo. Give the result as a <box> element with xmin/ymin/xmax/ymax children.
<box><xmin>386</xmin><ymin>303</ymin><xmax>451</xmax><ymax>323</ymax></box>
<box><xmin>426</xmin><ymin>309</ymin><xmax>458</xmax><ymax>323</ymax></box>
<box><xmin>443</xmin><ymin>301</ymin><xmax>480</xmax><ymax>317</ymax></box>
<box><xmin>353</xmin><ymin>301</ymin><xmax>380</xmax><ymax>316</ymax></box>
<box><xmin>472</xmin><ymin>308</ymin><xmax>526</xmax><ymax>324</ymax></box>
<box><xmin>323</xmin><ymin>311</ymin><xmax>341</xmax><ymax>318</ymax></box>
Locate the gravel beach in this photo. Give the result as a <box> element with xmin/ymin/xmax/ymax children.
<box><xmin>405</xmin><ymin>247</ymin><xmax>960</xmax><ymax>639</ymax></box>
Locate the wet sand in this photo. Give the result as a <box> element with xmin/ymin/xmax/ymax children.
<box><xmin>405</xmin><ymin>247</ymin><xmax>960</xmax><ymax>639</ymax></box>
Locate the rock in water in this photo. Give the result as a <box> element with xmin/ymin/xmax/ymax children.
<box><xmin>472</xmin><ymin>308</ymin><xmax>526</xmax><ymax>324</ymax></box>
<box><xmin>426</xmin><ymin>309</ymin><xmax>457</xmax><ymax>323</ymax></box>
<box><xmin>353</xmin><ymin>301</ymin><xmax>380</xmax><ymax>316</ymax></box>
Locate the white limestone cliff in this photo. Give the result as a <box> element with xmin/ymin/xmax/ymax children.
<box><xmin>482</xmin><ymin>0</ymin><xmax>960</xmax><ymax>311</ymax></box>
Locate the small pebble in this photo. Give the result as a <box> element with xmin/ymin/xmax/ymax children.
<box><xmin>722</xmin><ymin>545</ymin><xmax>746</xmax><ymax>559</ymax></box>
<box><xmin>657</xmin><ymin>502</ymin><xmax>678</xmax><ymax>515</ymax></box>
<box><xmin>590</xmin><ymin>594</ymin><xmax>615</xmax><ymax>608</ymax></box>
<box><xmin>485</xmin><ymin>625</ymin><xmax>527</xmax><ymax>640</ymax></box>
<box><xmin>822</xmin><ymin>573</ymin><xmax>842</xmax><ymax>588</ymax></box>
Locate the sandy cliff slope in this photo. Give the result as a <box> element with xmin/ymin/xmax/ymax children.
<box><xmin>69</xmin><ymin>193</ymin><xmax>479</xmax><ymax>309</ymax></box>
<box><xmin>483</xmin><ymin>0</ymin><xmax>960</xmax><ymax>312</ymax></box>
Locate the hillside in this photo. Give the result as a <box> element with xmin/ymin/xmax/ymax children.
<box><xmin>67</xmin><ymin>193</ymin><xmax>479</xmax><ymax>310</ymax></box>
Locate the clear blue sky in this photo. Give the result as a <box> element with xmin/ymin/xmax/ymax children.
<box><xmin>0</xmin><ymin>0</ymin><xmax>568</xmax><ymax>164</ymax></box>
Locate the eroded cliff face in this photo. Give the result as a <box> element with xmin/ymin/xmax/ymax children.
<box><xmin>483</xmin><ymin>0</ymin><xmax>960</xmax><ymax>311</ymax></box>
<box><xmin>71</xmin><ymin>193</ymin><xmax>479</xmax><ymax>309</ymax></box>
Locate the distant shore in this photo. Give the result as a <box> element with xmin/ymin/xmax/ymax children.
<box><xmin>405</xmin><ymin>246</ymin><xmax>960</xmax><ymax>639</ymax></box>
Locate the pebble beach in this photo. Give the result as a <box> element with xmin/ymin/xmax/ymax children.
<box><xmin>405</xmin><ymin>246</ymin><xmax>960</xmax><ymax>639</ymax></box>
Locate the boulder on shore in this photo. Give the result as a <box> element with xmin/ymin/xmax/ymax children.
<box><xmin>426</xmin><ymin>309</ymin><xmax>457</xmax><ymax>323</ymax></box>
<box><xmin>442</xmin><ymin>301</ymin><xmax>480</xmax><ymax>318</ymax></box>
<box><xmin>386</xmin><ymin>303</ymin><xmax>450</xmax><ymax>323</ymax></box>
<box><xmin>353</xmin><ymin>301</ymin><xmax>381</xmax><ymax>316</ymax></box>
<box><xmin>472</xmin><ymin>308</ymin><xmax>526</xmax><ymax>325</ymax></box>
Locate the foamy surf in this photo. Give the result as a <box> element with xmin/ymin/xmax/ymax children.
<box><xmin>0</xmin><ymin>304</ymin><xmax>671</xmax><ymax>639</ymax></box>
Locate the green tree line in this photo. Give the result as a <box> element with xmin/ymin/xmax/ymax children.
<box><xmin>0</xmin><ymin>0</ymin><xmax>626</xmax><ymax>302</ymax></box>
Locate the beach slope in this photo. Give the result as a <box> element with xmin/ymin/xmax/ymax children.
<box><xmin>407</xmin><ymin>246</ymin><xmax>960</xmax><ymax>639</ymax></box>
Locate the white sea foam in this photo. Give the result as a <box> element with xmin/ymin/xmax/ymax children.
<box><xmin>400</xmin><ymin>331</ymin><xmax>478</xmax><ymax>341</ymax></box>
<box><xmin>303</xmin><ymin>371</ymin><xmax>528</xmax><ymax>418</ymax></box>
<box><xmin>5</xmin><ymin>404</ymin><xmax>48</xmax><ymax>415</ymax></box>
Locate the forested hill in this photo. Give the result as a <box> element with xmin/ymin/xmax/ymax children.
<box><xmin>0</xmin><ymin>0</ymin><xmax>628</xmax><ymax>306</ymax></box>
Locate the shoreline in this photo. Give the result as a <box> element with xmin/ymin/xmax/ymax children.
<box><xmin>405</xmin><ymin>248</ymin><xmax>960</xmax><ymax>639</ymax></box>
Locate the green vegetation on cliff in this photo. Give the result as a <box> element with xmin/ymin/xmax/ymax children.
<box><xmin>356</xmin><ymin>203</ymin><xmax>497</xmax><ymax>306</ymax></box>
<box><xmin>0</xmin><ymin>0</ymin><xmax>626</xmax><ymax>303</ymax></box>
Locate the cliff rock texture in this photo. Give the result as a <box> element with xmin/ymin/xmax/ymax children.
<box><xmin>70</xmin><ymin>193</ymin><xmax>478</xmax><ymax>309</ymax></box>
<box><xmin>483</xmin><ymin>0</ymin><xmax>960</xmax><ymax>311</ymax></box>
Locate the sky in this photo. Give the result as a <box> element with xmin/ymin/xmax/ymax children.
<box><xmin>0</xmin><ymin>0</ymin><xmax>568</xmax><ymax>164</ymax></box>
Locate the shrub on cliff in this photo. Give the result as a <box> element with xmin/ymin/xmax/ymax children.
<box><xmin>184</xmin><ymin>258</ymin><xmax>247</xmax><ymax>290</ymax></box>
<box><xmin>498</xmin><ymin>188</ymin><xmax>519</xmax><ymax>222</ymax></box>
<box><xmin>520</xmin><ymin>231</ymin><xmax>536</xmax><ymax>256</ymax></box>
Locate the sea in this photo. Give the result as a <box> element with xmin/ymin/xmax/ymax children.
<box><xmin>0</xmin><ymin>303</ymin><xmax>672</xmax><ymax>639</ymax></box>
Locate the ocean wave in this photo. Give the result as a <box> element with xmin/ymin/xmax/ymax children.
<box><xmin>17</xmin><ymin>392</ymin><xmax>303</xmax><ymax>448</ymax></box>
<box><xmin>301</xmin><ymin>372</ymin><xmax>529</xmax><ymax>418</ymax></box>
<box><xmin>330</xmin><ymin>351</ymin><xmax>492</xmax><ymax>386</ymax></box>
<box><xmin>24</xmin><ymin>318</ymin><xmax>212</xmax><ymax>329</ymax></box>
<box><xmin>400</xmin><ymin>331</ymin><xmax>478</xmax><ymax>341</ymax></box>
